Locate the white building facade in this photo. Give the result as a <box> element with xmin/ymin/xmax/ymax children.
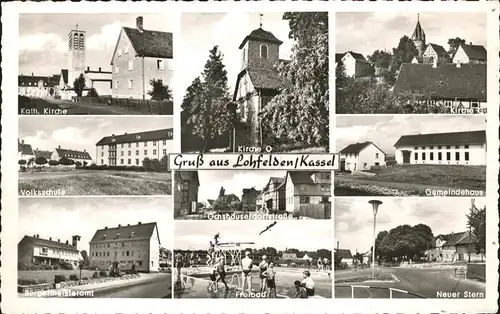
<box><xmin>339</xmin><ymin>142</ymin><xmax>386</xmax><ymax>172</ymax></box>
<box><xmin>96</xmin><ymin>128</ymin><xmax>174</xmax><ymax>166</ymax></box>
<box><xmin>394</xmin><ymin>130</ymin><xmax>486</xmax><ymax>166</ymax></box>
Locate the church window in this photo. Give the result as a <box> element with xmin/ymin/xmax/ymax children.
<box><xmin>74</xmin><ymin>34</ymin><xmax>79</xmax><ymax>49</ymax></box>
<box><xmin>79</xmin><ymin>34</ymin><xmax>84</xmax><ymax>50</ymax></box>
<box><xmin>260</xmin><ymin>44</ymin><xmax>268</xmax><ymax>59</ymax></box>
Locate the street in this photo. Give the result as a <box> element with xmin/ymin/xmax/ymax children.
<box><xmin>91</xmin><ymin>273</ymin><xmax>171</xmax><ymax>298</ymax></box>
<box><xmin>335</xmin><ymin>267</ymin><xmax>486</xmax><ymax>299</ymax></box>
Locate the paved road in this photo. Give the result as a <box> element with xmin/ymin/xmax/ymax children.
<box><xmin>92</xmin><ymin>273</ymin><xmax>172</xmax><ymax>298</ymax></box>
<box><xmin>335</xmin><ymin>267</ymin><xmax>486</xmax><ymax>299</ymax></box>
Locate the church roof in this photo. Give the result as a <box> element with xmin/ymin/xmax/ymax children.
<box><xmin>411</xmin><ymin>19</ymin><xmax>425</xmax><ymax>41</ymax></box>
<box><xmin>233</xmin><ymin>68</ymin><xmax>291</xmax><ymax>101</ymax></box>
<box><xmin>239</xmin><ymin>27</ymin><xmax>283</xmax><ymax>49</ymax></box>
<box><xmin>393</xmin><ymin>63</ymin><xmax>486</xmax><ymax>101</ymax></box>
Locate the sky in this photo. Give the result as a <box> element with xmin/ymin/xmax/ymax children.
<box><xmin>18</xmin><ymin>197</ymin><xmax>173</xmax><ymax>253</ymax></box>
<box><xmin>335</xmin><ymin>115</ymin><xmax>486</xmax><ymax>154</ymax></box>
<box><xmin>176</xmin><ymin>13</ymin><xmax>293</xmax><ymax>104</ymax></box>
<box><xmin>336</xmin><ymin>12</ymin><xmax>486</xmax><ymax>57</ymax></box>
<box><xmin>196</xmin><ymin>170</ymin><xmax>285</xmax><ymax>202</ymax></box>
<box><xmin>334</xmin><ymin>198</ymin><xmax>486</xmax><ymax>254</ymax></box>
<box><xmin>19</xmin><ymin>116</ymin><xmax>173</xmax><ymax>160</ymax></box>
<box><xmin>19</xmin><ymin>13</ymin><xmax>174</xmax><ymax>76</ymax></box>
<box><xmin>175</xmin><ymin>220</ymin><xmax>332</xmax><ymax>251</ymax></box>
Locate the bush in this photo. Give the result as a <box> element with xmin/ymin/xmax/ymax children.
<box><xmin>59</xmin><ymin>261</ymin><xmax>74</xmax><ymax>270</ymax></box>
<box><xmin>99</xmin><ymin>270</ymin><xmax>107</xmax><ymax>277</ymax></box>
<box><xmin>54</xmin><ymin>275</ymin><xmax>66</xmax><ymax>283</ymax></box>
<box><xmin>75</xmin><ymin>161</ymin><xmax>82</xmax><ymax>167</ymax></box>
<box><xmin>69</xmin><ymin>274</ymin><xmax>79</xmax><ymax>281</ymax></box>
<box><xmin>18</xmin><ymin>278</ymin><xmax>46</xmax><ymax>285</ymax></box>
<box><xmin>18</xmin><ymin>159</ymin><xmax>27</xmax><ymax>166</ymax></box>
<box><xmin>92</xmin><ymin>271</ymin><xmax>100</xmax><ymax>279</ymax></box>
<box><xmin>48</xmin><ymin>160</ymin><xmax>59</xmax><ymax>166</ymax></box>
<box><xmin>20</xmin><ymin>166</ymin><xmax>27</xmax><ymax>172</ymax></box>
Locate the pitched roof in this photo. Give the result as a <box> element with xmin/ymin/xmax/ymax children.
<box><xmin>458</xmin><ymin>44</ymin><xmax>487</xmax><ymax>61</ymax></box>
<box><xmin>242</xmin><ymin>187</ymin><xmax>260</xmax><ymax>194</ymax></box>
<box><xmin>18</xmin><ymin>140</ymin><xmax>34</xmax><ymax>156</ymax></box>
<box><xmin>335</xmin><ymin>53</ymin><xmax>346</xmax><ymax>63</ymax></box>
<box><xmin>96</xmin><ymin>128</ymin><xmax>173</xmax><ymax>146</ymax></box>
<box><xmin>175</xmin><ymin>171</ymin><xmax>199</xmax><ymax>186</ymax></box>
<box><xmin>339</xmin><ymin>142</ymin><xmax>371</xmax><ymax>154</ymax></box>
<box><xmin>287</xmin><ymin>171</ymin><xmax>318</xmax><ymax>185</ymax></box>
<box><xmin>346</xmin><ymin>51</ymin><xmax>368</xmax><ymax>62</ymax></box>
<box><xmin>21</xmin><ymin>235</ymin><xmax>79</xmax><ymax>252</ymax></box>
<box><xmin>394</xmin><ymin>130</ymin><xmax>486</xmax><ymax>147</ymax></box>
<box><xmin>118</xmin><ymin>27</ymin><xmax>173</xmax><ymax>61</ymax></box>
<box><xmin>436</xmin><ymin>231</ymin><xmax>474</xmax><ymax>246</ymax></box>
<box><xmin>233</xmin><ymin>68</ymin><xmax>291</xmax><ymax>101</ymax></box>
<box><xmin>393</xmin><ymin>63</ymin><xmax>487</xmax><ymax>101</ymax></box>
<box><xmin>335</xmin><ymin>249</ymin><xmax>353</xmax><ymax>259</ymax></box>
<box><xmin>56</xmin><ymin>148</ymin><xmax>92</xmax><ymax>160</ymax></box>
<box><xmin>33</xmin><ymin>149</ymin><xmax>52</xmax><ymax>160</ymax></box>
<box><xmin>90</xmin><ymin>222</ymin><xmax>158</xmax><ymax>243</ymax></box>
<box><xmin>239</xmin><ymin>27</ymin><xmax>283</xmax><ymax>49</ymax></box>
<box><xmin>19</xmin><ymin>75</ymin><xmax>50</xmax><ymax>87</ymax></box>
<box><xmin>426</xmin><ymin>43</ymin><xmax>448</xmax><ymax>58</ymax></box>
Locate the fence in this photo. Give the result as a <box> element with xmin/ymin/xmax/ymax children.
<box><xmin>77</xmin><ymin>97</ymin><xmax>173</xmax><ymax>115</ymax></box>
<box><xmin>296</xmin><ymin>203</ymin><xmax>331</xmax><ymax>219</ymax></box>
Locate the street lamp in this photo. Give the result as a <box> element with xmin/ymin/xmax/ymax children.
<box><xmin>369</xmin><ymin>200</ymin><xmax>382</xmax><ymax>278</ymax></box>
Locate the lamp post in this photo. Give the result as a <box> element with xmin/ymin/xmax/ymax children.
<box><xmin>369</xmin><ymin>200</ymin><xmax>382</xmax><ymax>278</ymax></box>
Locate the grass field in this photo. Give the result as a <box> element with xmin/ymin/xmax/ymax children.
<box><xmin>335</xmin><ymin>165</ymin><xmax>486</xmax><ymax>196</ymax></box>
<box><xmin>19</xmin><ymin>170</ymin><xmax>172</xmax><ymax>195</ymax></box>
<box><xmin>18</xmin><ymin>270</ymin><xmax>96</xmax><ymax>284</ymax></box>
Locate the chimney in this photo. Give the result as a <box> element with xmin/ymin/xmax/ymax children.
<box><xmin>84</xmin><ymin>149</ymin><xmax>86</xmax><ymax>152</ymax></box>
<box><xmin>58</xmin><ymin>145</ymin><xmax>61</xmax><ymax>149</ymax></box>
<box><xmin>469</xmin><ymin>42</ymin><xmax>472</xmax><ymax>45</ymax></box>
<box><xmin>138</xmin><ymin>221</ymin><xmax>142</xmax><ymax>225</ymax></box>
<box><xmin>36</xmin><ymin>234</ymin><xmax>39</xmax><ymax>238</ymax></box>
<box><xmin>98</xmin><ymin>67</ymin><xmax>101</xmax><ymax>72</ymax></box>
<box><xmin>49</xmin><ymin>237</ymin><xmax>52</xmax><ymax>241</ymax></box>
<box><xmin>118</xmin><ymin>224</ymin><xmax>121</xmax><ymax>228</ymax></box>
<box><xmin>87</xmin><ymin>66</ymin><xmax>90</xmax><ymax>72</ymax></box>
<box><xmin>105</xmin><ymin>226</ymin><xmax>108</xmax><ymax>229</ymax></box>
<box><xmin>124</xmin><ymin>133</ymin><xmax>127</xmax><ymax>135</ymax></box>
<box><xmin>32</xmin><ymin>73</ymin><xmax>34</xmax><ymax>76</ymax></box>
<box><xmin>22</xmin><ymin>140</ymin><xmax>25</xmax><ymax>144</ymax></box>
<box><xmin>127</xmin><ymin>224</ymin><xmax>130</xmax><ymax>226</ymax></box>
<box><xmin>336</xmin><ymin>241</ymin><xmax>339</xmax><ymax>250</ymax></box>
<box><xmin>58</xmin><ymin>239</ymin><xmax>60</xmax><ymax>242</ymax></box>
<box><xmin>136</xmin><ymin>16</ymin><xmax>144</xmax><ymax>33</ymax></box>
<box><xmin>65</xmin><ymin>240</ymin><xmax>69</xmax><ymax>245</ymax></box>
<box><xmin>112</xmin><ymin>134</ymin><xmax>115</xmax><ymax>136</ymax></box>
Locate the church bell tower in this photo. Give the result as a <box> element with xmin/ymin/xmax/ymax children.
<box><xmin>411</xmin><ymin>14</ymin><xmax>426</xmax><ymax>58</ymax></box>
<box><xmin>68</xmin><ymin>25</ymin><xmax>86</xmax><ymax>86</ymax></box>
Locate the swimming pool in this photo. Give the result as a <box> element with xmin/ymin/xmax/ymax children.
<box><xmin>173</xmin><ymin>269</ymin><xmax>332</xmax><ymax>299</ymax></box>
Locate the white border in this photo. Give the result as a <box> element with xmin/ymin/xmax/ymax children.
<box><xmin>1</xmin><ymin>1</ymin><xmax>499</xmax><ymax>313</ymax></box>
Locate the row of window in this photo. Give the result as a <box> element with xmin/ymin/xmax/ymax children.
<box><xmin>415</xmin><ymin>151</ymin><xmax>470</xmax><ymax>161</ymax></box>
<box><xmin>97</xmin><ymin>260</ymin><xmax>144</xmax><ymax>266</ymax></box>
<box><xmin>102</xmin><ymin>157</ymin><xmax>165</xmax><ymax>166</ymax></box>
<box><xmin>102</xmin><ymin>149</ymin><xmax>167</xmax><ymax>157</ymax></box>
<box><xmin>241</xmin><ymin>44</ymin><xmax>269</xmax><ymax>60</ymax></box>
<box><xmin>298</xmin><ymin>196</ymin><xmax>330</xmax><ymax>204</ymax></box>
<box><xmin>414</xmin><ymin>145</ymin><xmax>470</xmax><ymax>150</ymax></box>
<box><xmin>39</xmin><ymin>247</ymin><xmax>78</xmax><ymax>257</ymax></box>
<box><xmin>298</xmin><ymin>184</ymin><xmax>331</xmax><ymax>192</ymax></box>
<box><xmin>110</xmin><ymin>140</ymin><xmax>167</xmax><ymax>149</ymax></box>
<box><xmin>19</xmin><ymin>82</ymin><xmax>48</xmax><ymax>86</ymax></box>
<box><xmin>91</xmin><ymin>241</ymin><xmax>146</xmax><ymax>249</ymax></box>
<box><xmin>114</xmin><ymin>59</ymin><xmax>165</xmax><ymax>74</ymax></box>
<box><xmin>91</xmin><ymin>250</ymin><xmax>140</xmax><ymax>257</ymax></box>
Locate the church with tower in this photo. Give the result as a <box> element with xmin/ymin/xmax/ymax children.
<box><xmin>228</xmin><ymin>19</ymin><xmax>291</xmax><ymax>151</ymax></box>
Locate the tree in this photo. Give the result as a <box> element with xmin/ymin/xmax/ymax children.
<box><xmin>448</xmin><ymin>37</ymin><xmax>466</xmax><ymax>56</ymax></box>
<box><xmin>160</xmin><ymin>155</ymin><xmax>168</xmax><ymax>171</ymax></box>
<box><xmin>87</xmin><ymin>88</ymin><xmax>99</xmax><ymax>98</ymax></box>
<box><xmin>185</xmin><ymin>46</ymin><xmax>232</xmax><ymax>152</ymax></box>
<box><xmin>35</xmin><ymin>157</ymin><xmax>48</xmax><ymax>167</ymax></box>
<box><xmin>83</xmin><ymin>161</ymin><xmax>88</xmax><ymax>166</ymax></box>
<box><xmin>466</xmin><ymin>203</ymin><xmax>486</xmax><ymax>256</ymax></box>
<box><xmin>148</xmin><ymin>79</ymin><xmax>173</xmax><ymax>101</ymax></box>
<box><xmin>58</xmin><ymin>156</ymin><xmax>72</xmax><ymax>167</ymax></box>
<box><xmin>73</xmin><ymin>73</ymin><xmax>86</xmax><ymax>97</ymax></box>
<box><xmin>142</xmin><ymin>158</ymin><xmax>152</xmax><ymax>170</ymax></box>
<box><xmin>260</xmin><ymin>12</ymin><xmax>329</xmax><ymax>148</ymax></box>
<box><xmin>368</xmin><ymin>50</ymin><xmax>393</xmax><ymax>71</ymax></box>
<box><xmin>387</xmin><ymin>36</ymin><xmax>419</xmax><ymax>85</ymax></box>
<box><xmin>75</xmin><ymin>161</ymin><xmax>82</xmax><ymax>167</ymax></box>
<box><xmin>49</xmin><ymin>88</ymin><xmax>55</xmax><ymax>97</ymax></box>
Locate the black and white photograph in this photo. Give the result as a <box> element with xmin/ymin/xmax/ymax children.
<box><xmin>18</xmin><ymin>116</ymin><xmax>173</xmax><ymax>196</ymax></box>
<box><xmin>17</xmin><ymin>198</ymin><xmax>173</xmax><ymax>298</ymax></box>
<box><xmin>173</xmin><ymin>170</ymin><xmax>332</xmax><ymax>220</ymax></box>
<box><xmin>335</xmin><ymin>12</ymin><xmax>487</xmax><ymax>114</ymax></box>
<box><xmin>173</xmin><ymin>220</ymin><xmax>332</xmax><ymax>299</ymax></box>
<box><xmin>334</xmin><ymin>198</ymin><xmax>486</xmax><ymax>299</ymax></box>
<box><xmin>179</xmin><ymin>12</ymin><xmax>328</xmax><ymax>153</ymax></box>
<box><xmin>19</xmin><ymin>14</ymin><xmax>174</xmax><ymax>115</ymax></box>
<box><xmin>334</xmin><ymin>115</ymin><xmax>486</xmax><ymax>196</ymax></box>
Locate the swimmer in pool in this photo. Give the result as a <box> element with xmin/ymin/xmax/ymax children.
<box><xmin>241</xmin><ymin>251</ymin><xmax>254</xmax><ymax>293</ymax></box>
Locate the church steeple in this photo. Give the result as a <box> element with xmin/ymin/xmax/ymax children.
<box><xmin>411</xmin><ymin>14</ymin><xmax>426</xmax><ymax>58</ymax></box>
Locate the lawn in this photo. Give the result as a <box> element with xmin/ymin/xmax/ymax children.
<box><xmin>335</xmin><ymin>164</ymin><xmax>486</xmax><ymax>196</ymax></box>
<box><xmin>19</xmin><ymin>270</ymin><xmax>96</xmax><ymax>284</ymax></box>
<box><xmin>18</xmin><ymin>170</ymin><xmax>172</xmax><ymax>195</ymax></box>
<box><xmin>19</xmin><ymin>95</ymin><xmax>60</xmax><ymax>114</ymax></box>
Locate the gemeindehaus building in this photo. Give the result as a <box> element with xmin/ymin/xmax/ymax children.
<box><xmin>88</xmin><ymin>222</ymin><xmax>161</xmax><ymax>272</ymax></box>
<box><xmin>95</xmin><ymin>128</ymin><xmax>173</xmax><ymax>166</ymax></box>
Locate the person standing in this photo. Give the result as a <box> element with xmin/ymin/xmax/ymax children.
<box><xmin>241</xmin><ymin>251</ymin><xmax>254</xmax><ymax>293</ymax></box>
<box><xmin>264</xmin><ymin>261</ymin><xmax>277</xmax><ymax>298</ymax></box>
<box><xmin>215</xmin><ymin>256</ymin><xmax>229</xmax><ymax>292</ymax></box>
<box><xmin>259</xmin><ymin>255</ymin><xmax>269</xmax><ymax>293</ymax></box>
